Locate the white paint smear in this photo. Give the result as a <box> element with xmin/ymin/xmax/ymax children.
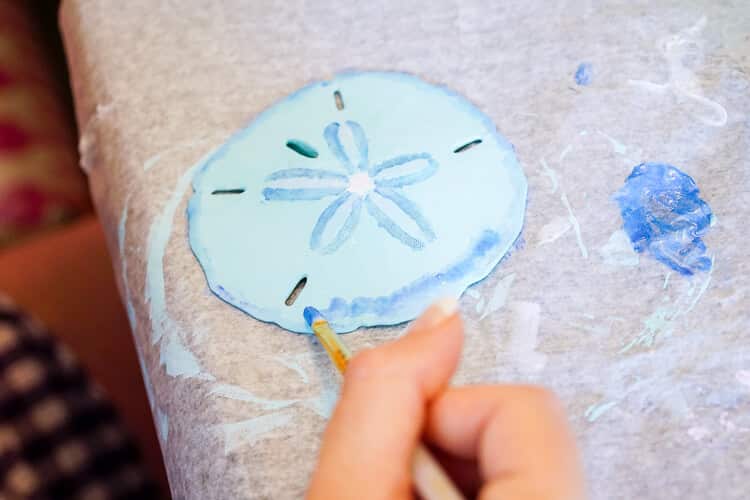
<box><xmin>539</xmin><ymin>158</ymin><xmax>559</xmax><ymax>193</ymax></box>
<box><xmin>736</xmin><ymin>370</ymin><xmax>750</xmax><ymax>389</ymax></box>
<box><xmin>560</xmin><ymin>192</ymin><xmax>588</xmax><ymax>258</ymax></box>
<box><xmin>302</xmin><ymin>383</ymin><xmax>339</xmax><ymax>419</ymax></box>
<box><xmin>687</xmin><ymin>426</ymin><xmax>711</xmax><ymax>441</ymax></box>
<box><xmin>596</xmin><ymin>130</ymin><xmax>627</xmax><ymax>154</ymax></box>
<box><xmin>117</xmin><ymin>199</ymin><xmax>138</xmax><ymax>331</ymax></box>
<box><xmin>536</xmin><ymin>216</ymin><xmax>572</xmax><ymax>246</ymax></box>
<box><xmin>156</xmin><ymin>406</ymin><xmax>169</xmax><ymax>445</ymax></box>
<box><xmin>210</xmin><ymin>383</ymin><xmax>297</xmax><ymax>411</ymax></box>
<box><xmin>508</xmin><ymin>301</ymin><xmax>546</xmax><ymax>374</ymax></box>
<box><xmin>621</xmin><ymin>261</ymin><xmax>713</xmax><ymax>352</ymax></box>
<box><xmin>682</xmin><ymin>260</ymin><xmax>714</xmax><ymax>314</ymax></box>
<box><xmin>585</xmin><ymin>401</ymin><xmax>618</xmax><ymax>422</ymax></box>
<box><xmin>144</xmin><ymin>147</ymin><xmax>219</xmax><ymax>379</ymax></box>
<box><xmin>144</xmin><ymin>161</ymin><xmax>201</xmax><ymax>344</ymax></box>
<box><xmin>220</xmin><ymin>411</ymin><xmax>294</xmax><ymax>455</ymax></box>
<box><xmin>136</xmin><ymin>350</ymin><xmax>156</xmax><ymax>410</ymax></box>
<box><xmin>274</xmin><ymin>355</ymin><xmax>311</xmax><ymax>384</ymax></box>
<box><xmin>78</xmin><ymin>102</ymin><xmax>115</xmax><ymax>174</ymax></box>
<box><xmin>143</xmin><ymin>136</ymin><xmax>211</xmax><ymax>172</ymax></box>
<box><xmin>559</xmin><ymin>144</ymin><xmax>574</xmax><ymax>162</ymax></box>
<box><xmin>663</xmin><ymin>272</ymin><xmax>672</xmax><ymax>289</ymax></box>
<box><xmin>720</xmin><ymin>412</ymin><xmax>737</xmax><ymax>432</ymax></box>
<box><xmin>475</xmin><ymin>296</ymin><xmax>486</xmax><ymax>314</ymax></box>
<box><xmin>599</xmin><ymin>230</ymin><xmax>639</xmax><ymax>267</ymax></box>
<box><xmin>479</xmin><ymin>274</ymin><xmax>516</xmax><ymax>320</ymax></box>
<box><xmin>159</xmin><ymin>333</ymin><xmax>211</xmax><ymax>380</ymax></box>
<box><xmin>629</xmin><ymin>16</ymin><xmax>728</xmax><ymax>127</ymax></box>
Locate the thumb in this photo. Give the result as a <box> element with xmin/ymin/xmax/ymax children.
<box><xmin>307</xmin><ymin>298</ymin><xmax>463</xmax><ymax>500</ymax></box>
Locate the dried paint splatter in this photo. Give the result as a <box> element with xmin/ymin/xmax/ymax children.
<box><xmin>574</xmin><ymin>63</ymin><xmax>593</xmax><ymax>86</ymax></box>
<box><xmin>614</xmin><ymin>163</ymin><xmax>714</xmax><ymax>275</ymax></box>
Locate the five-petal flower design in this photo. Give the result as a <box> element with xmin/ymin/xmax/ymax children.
<box><xmin>262</xmin><ymin>121</ymin><xmax>438</xmax><ymax>254</ymax></box>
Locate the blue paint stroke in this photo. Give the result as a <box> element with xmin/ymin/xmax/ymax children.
<box><xmin>324</xmin><ymin>122</ymin><xmax>368</xmax><ymax>173</ymax></box>
<box><xmin>346</xmin><ymin>120</ymin><xmax>369</xmax><ymax>171</ymax></box>
<box><xmin>574</xmin><ymin>63</ymin><xmax>593</xmax><ymax>86</ymax></box>
<box><xmin>310</xmin><ymin>193</ymin><xmax>362</xmax><ymax>254</ymax></box>
<box><xmin>372</xmin><ymin>153</ymin><xmax>438</xmax><ymax>188</ymax></box>
<box><xmin>614</xmin><ymin>162</ymin><xmax>714</xmax><ymax>275</ymax></box>
<box><xmin>322</xmin><ymin>230</ymin><xmax>501</xmax><ymax>329</ymax></box>
<box><xmin>265</xmin><ymin>168</ymin><xmax>348</xmax><ymax>183</ymax></box>
<box><xmin>262</xmin><ymin>186</ymin><xmax>343</xmax><ymax>201</ymax></box>
<box><xmin>375</xmin><ymin>187</ymin><xmax>436</xmax><ymax>241</ymax></box>
<box><xmin>365</xmin><ymin>195</ymin><xmax>425</xmax><ymax>250</ymax></box>
<box><xmin>263</xmin><ymin>120</ymin><xmax>439</xmax><ymax>253</ymax></box>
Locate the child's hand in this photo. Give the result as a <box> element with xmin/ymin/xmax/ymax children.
<box><xmin>307</xmin><ymin>298</ymin><xmax>585</xmax><ymax>500</ymax></box>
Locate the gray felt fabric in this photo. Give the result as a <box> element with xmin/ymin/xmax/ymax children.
<box><xmin>60</xmin><ymin>1</ymin><xmax>749</xmax><ymax>498</ymax></box>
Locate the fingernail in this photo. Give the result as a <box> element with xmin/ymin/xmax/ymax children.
<box><xmin>419</xmin><ymin>297</ymin><xmax>458</xmax><ymax>329</ymax></box>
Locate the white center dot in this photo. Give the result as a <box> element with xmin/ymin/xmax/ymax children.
<box><xmin>347</xmin><ymin>172</ymin><xmax>375</xmax><ymax>197</ymax></box>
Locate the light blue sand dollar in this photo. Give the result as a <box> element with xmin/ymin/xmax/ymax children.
<box><xmin>188</xmin><ymin>72</ymin><xmax>527</xmax><ymax>333</ymax></box>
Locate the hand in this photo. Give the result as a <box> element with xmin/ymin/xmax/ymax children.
<box><xmin>307</xmin><ymin>298</ymin><xmax>585</xmax><ymax>500</ymax></box>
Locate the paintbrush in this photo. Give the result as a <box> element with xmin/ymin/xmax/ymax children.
<box><xmin>303</xmin><ymin>306</ymin><xmax>465</xmax><ymax>500</ymax></box>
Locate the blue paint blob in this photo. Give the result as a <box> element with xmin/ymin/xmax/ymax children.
<box><xmin>574</xmin><ymin>63</ymin><xmax>593</xmax><ymax>86</ymax></box>
<box><xmin>614</xmin><ymin>162</ymin><xmax>714</xmax><ymax>275</ymax></box>
<box><xmin>303</xmin><ymin>306</ymin><xmax>322</xmax><ymax>328</ymax></box>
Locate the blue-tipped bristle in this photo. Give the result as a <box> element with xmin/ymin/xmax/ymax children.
<box><xmin>303</xmin><ymin>306</ymin><xmax>324</xmax><ymax>327</ymax></box>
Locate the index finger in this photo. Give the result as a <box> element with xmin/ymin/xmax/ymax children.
<box><xmin>307</xmin><ymin>298</ymin><xmax>464</xmax><ymax>500</ymax></box>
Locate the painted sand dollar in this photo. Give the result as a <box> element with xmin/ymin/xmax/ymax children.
<box><xmin>188</xmin><ymin>72</ymin><xmax>527</xmax><ymax>333</ymax></box>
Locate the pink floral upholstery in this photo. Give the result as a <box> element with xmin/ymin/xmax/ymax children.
<box><xmin>0</xmin><ymin>1</ymin><xmax>89</xmax><ymax>247</ymax></box>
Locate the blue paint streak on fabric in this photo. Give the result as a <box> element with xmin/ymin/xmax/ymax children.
<box><xmin>323</xmin><ymin>230</ymin><xmax>501</xmax><ymax>328</ymax></box>
<box><xmin>375</xmin><ymin>187</ymin><xmax>436</xmax><ymax>241</ymax></box>
<box><xmin>574</xmin><ymin>63</ymin><xmax>593</xmax><ymax>85</ymax></box>
<box><xmin>262</xmin><ymin>186</ymin><xmax>343</xmax><ymax>201</ymax></box>
<box><xmin>614</xmin><ymin>162</ymin><xmax>714</xmax><ymax>275</ymax></box>
<box><xmin>373</xmin><ymin>154</ymin><xmax>438</xmax><ymax>188</ymax></box>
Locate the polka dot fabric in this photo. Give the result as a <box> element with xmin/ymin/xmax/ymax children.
<box><xmin>0</xmin><ymin>296</ymin><xmax>159</xmax><ymax>499</ymax></box>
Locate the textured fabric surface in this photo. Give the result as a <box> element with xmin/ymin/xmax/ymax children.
<box><xmin>60</xmin><ymin>1</ymin><xmax>749</xmax><ymax>499</ymax></box>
